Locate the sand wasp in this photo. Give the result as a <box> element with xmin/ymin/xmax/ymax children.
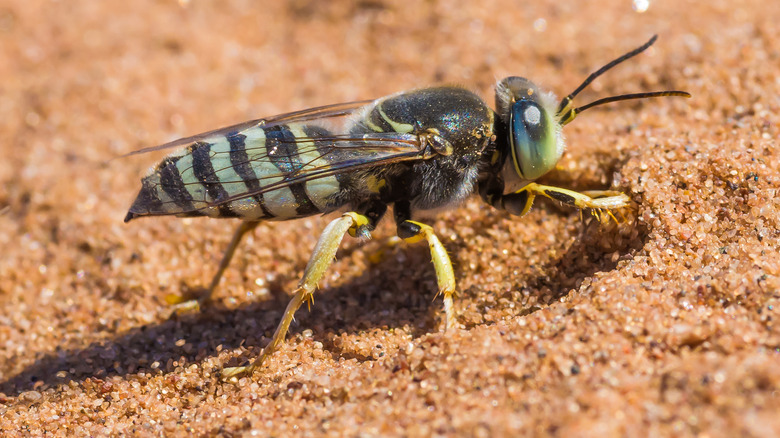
<box><xmin>125</xmin><ymin>36</ymin><xmax>689</xmax><ymax>377</ymax></box>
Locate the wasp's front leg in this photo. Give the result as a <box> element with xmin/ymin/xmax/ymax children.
<box><xmin>500</xmin><ymin>183</ymin><xmax>630</xmax><ymax>222</ymax></box>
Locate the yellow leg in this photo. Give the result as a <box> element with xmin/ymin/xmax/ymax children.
<box><xmin>168</xmin><ymin>221</ymin><xmax>260</xmax><ymax>311</ymax></box>
<box><xmin>399</xmin><ymin>221</ymin><xmax>457</xmax><ymax>331</ymax></box>
<box><xmin>518</xmin><ymin>183</ymin><xmax>630</xmax><ymax>222</ymax></box>
<box><xmin>221</xmin><ymin>212</ymin><xmax>368</xmax><ymax>379</ymax></box>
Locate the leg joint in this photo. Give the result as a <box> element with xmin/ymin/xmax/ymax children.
<box><xmin>397</xmin><ymin>220</ymin><xmax>426</xmax><ymax>243</ymax></box>
<box><xmin>502</xmin><ymin>190</ymin><xmax>534</xmax><ymax>216</ymax></box>
<box><xmin>345</xmin><ymin>212</ymin><xmax>371</xmax><ymax>238</ymax></box>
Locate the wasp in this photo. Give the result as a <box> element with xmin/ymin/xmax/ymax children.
<box><xmin>125</xmin><ymin>36</ymin><xmax>689</xmax><ymax>378</ymax></box>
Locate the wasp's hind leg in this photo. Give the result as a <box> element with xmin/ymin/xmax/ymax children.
<box><xmin>508</xmin><ymin>182</ymin><xmax>630</xmax><ymax>223</ymax></box>
<box><xmin>170</xmin><ymin>221</ymin><xmax>260</xmax><ymax>312</ymax></box>
<box><xmin>394</xmin><ymin>202</ymin><xmax>457</xmax><ymax>331</ymax></box>
<box><xmin>222</xmin><ymin>210</ymin><xmax>379</xmax><ymax>379</ymax></box>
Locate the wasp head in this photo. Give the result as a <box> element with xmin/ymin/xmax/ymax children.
<box><xmin>495</xmin><ymin>76</ymin><xmax>565</xmax><ymax>186</ymax></box>
<box><xmin>493</xmin><ymin>36</ymin><xmax>690</xmax><ymax>193</ymax></box>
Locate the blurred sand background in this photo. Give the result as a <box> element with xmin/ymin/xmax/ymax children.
<box><xmin>1</xmin><ymin>0</ymin><xmax>779</xmax><ymax>436</ymax></box>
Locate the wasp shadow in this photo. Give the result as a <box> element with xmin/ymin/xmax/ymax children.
<box><xmin>0</xmin><ymin>239</ymin><xmax>452</xmax><ymax>396</ymax></box>
<box><xmin>0</xmin><ymin>208</ymin><xmax>647</xmax><ymax>396</ymax></box>
<box><xmin>524</xmin><ymin>214</ymin><xmax>648</xmax><ymax>303</ymax></box>
<box><xmin>477</xmin><ymin>208</ymin><xmax>650</xmax><ymax>322</ymax></box>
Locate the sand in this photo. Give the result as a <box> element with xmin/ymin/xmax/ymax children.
<box><xmin>0</xmin><ymin>0</ymin><xmax>778</xmax><ymax>436</ymax></box>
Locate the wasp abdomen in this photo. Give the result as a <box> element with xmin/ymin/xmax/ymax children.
<box><xmin>126</xmin><ymin>123</ymin><xmax>344</xmax><ymax>222</ymax></box>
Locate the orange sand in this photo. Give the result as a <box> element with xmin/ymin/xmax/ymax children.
<box><xmin>1</xmin><ymin>1</ymin><xmax>778</xmax><ymax>436</ymax></box>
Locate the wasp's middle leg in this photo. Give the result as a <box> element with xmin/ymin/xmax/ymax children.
<box><xmin>394</xmin><ymin>201</ymin><xmax>457</xmax><ymax>331</ymax></box>
<box><xmin>170</xmin><ymin>220</ymin><xmax>260</xmax><ymax>311</ymax></box>
<box><xmin>222</xmin><ymin>205</ymin><xmax>384</xmax><ymax>379</ymax></box>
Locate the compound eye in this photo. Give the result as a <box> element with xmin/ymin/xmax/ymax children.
<box><xmin>509</xmin><ymin>100</ymin><xmax>557</xmax><ymax>180</ymax></box>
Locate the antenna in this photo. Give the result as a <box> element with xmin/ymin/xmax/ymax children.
<box><xmin>556</xmin><ymin>35</ymin><xmax>691</xmax><ymax>125</ymax></box>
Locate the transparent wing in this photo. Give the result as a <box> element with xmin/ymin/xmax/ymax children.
<box><xmin>127</xmin><ymin>99</ymin><xmax>434</xmax><ymax>217</ymax></box>
<box><xmin>195</xmin><ymin>133</ymin><xmax>426</xmax><ymax>207</ymax></box>
<box><xmin>124</xmin><ymin>99</ymin><xmax>375</xmax><ymax>156</ymax></box>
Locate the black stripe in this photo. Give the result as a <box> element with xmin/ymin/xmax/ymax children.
<box><xmin>191</xmin><ymin>142</ymin><xmax>240</xmax><ymax>218</ymax></box>
<box><xmin>227</xmin><ymin>132</ymin><xmax>274</xmax><ymax>219</ymax></box>
<box><xmin>125</xmin><ymin>177</ymin><xmax>166</xmax><ymax>221</ymax></box>
<box><xmin>544</xmin><ymin>190</ymin><xmax>575</xmax><ymax>205</ymax></box>
<box><xmin>304</xmin><ymin>125</ymin><xmax>347</xmax><ymax>203</ymax></box>
<box><xmin>265</xmin><ymin>125</ymin><xmax>300</xmax><ymax>174</ymax></box>
<box><xmin>289</xmin><ymin>182</ymin><xmax>321</xmax><ymax>216</ymax></box>
<box><xmin>158</xmin><ymin>155</ymin><xmax>198</xmax><ymax>214</ymax></box>
<box><xmin>368</xmin><ymin>107</ymin><xmax>394</xmax><ymax>132</ymax></box>
<box><xmin>139</xmin><ymin>178</ymin><xmax>166</xmax><ymax>213</ymax></box>
<box><xmin>265</xmin><ymin>125</ymin><xmax>320</xmax><ymax>216</ymax></box>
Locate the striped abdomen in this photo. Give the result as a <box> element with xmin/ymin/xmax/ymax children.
<box><xmin>125</xmin><ymin>123</ymin><xmax>343</xmax><ymax>222</ymax></box>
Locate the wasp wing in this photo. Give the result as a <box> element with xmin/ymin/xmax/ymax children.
<box><xmin>126</xmin><ymin>104</ymin><xmax>432</xmax><ymax>220</ymax></box>
<box><xmin>123</xmin><ymin>99</ymin><xmax>375</xmax><ymax>156</ymax></box>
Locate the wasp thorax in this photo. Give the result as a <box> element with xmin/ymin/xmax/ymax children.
<box><xmin>495</xmin><ymin>76</ymin><xmax>565</xmax><ymax>188</ymax></box>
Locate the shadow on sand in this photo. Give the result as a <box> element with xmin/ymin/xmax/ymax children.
<box><xmin>1</xmin><ymin>208</ymin><xmax>648</xmax><ymax>396</ymax></box>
